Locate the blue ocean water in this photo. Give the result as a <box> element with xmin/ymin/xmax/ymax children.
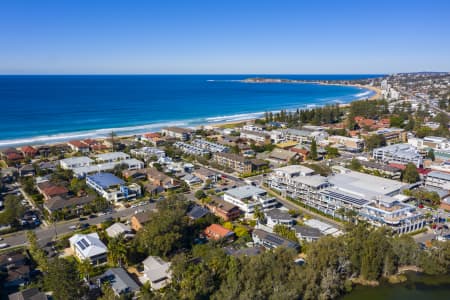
<box><xmin>0</xmin><ymin>75</ymin><xmax>380</xmax><ymax>146</ymax></box>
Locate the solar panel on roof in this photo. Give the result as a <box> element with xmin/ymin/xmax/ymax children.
<box><xmin>77</xmin><ymin>241</ymin><xmax>86</xmax><ymax>250</ymax></box>
<box><xmin>80</xmin><ymin>238</ymin><xmax>90</xmax><ymax>248</ymax></box>
<box><xmin>323</xmin><ymin>190</ymin><xmax>369</xmax><ymax>206</ymax></box>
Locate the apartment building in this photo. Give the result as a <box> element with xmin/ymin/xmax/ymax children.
<box><xmin>328</xmin><ymin>135</ymin><xmax>364</xmax><ymax>151</ymax></box>
<box><xmin>223</xmin><ymin>185</ymin><xmax>277</xmax><ymax>215</ymax></box>
<box><xmin>191</xmin><ymin>139</ymin><xmax>229</xmax><ymax>153</ymax></box>
<box><xmin>373</xmin><ymin>144</ymin><xmax>423</xmax><ymax>167</ymax></box>
<box><xmin>240</xmin><ymin>130</ymin><xmax>271</xmax><ymax>144</ymax></box>
<box><xmin>161</xmin><ymin>127</ymin><xmax>193</xmax><ymax>141</ymax></box>
<box><xmin>173</xmin><ymin>141</ymin><xmax>210</xmax><ymax>156</ymax></box>
<box><xmin>213</xmin><ymin>152</ymin><xmax>253</xmax><ymax>174</ymax></box>
<box><xmin>425</xmin><ymin>171</ymin><xmax>450</xmax><ymax>190</ymax></box>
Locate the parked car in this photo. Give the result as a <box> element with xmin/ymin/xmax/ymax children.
<box><xmin>69</xmin><ymin>225</ymin><xmax>77</xmax><ymax>230</ymax></box>
<box><xmin>0</xmin><ymin>243</ymin><xmax>9</xmax><ymax>249</ymax></box>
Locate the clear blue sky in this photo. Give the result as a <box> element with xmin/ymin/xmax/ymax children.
<box><xmin>1</xmin><ymin>0</ymin><xmax>449</xmax><ymax>74</ymax></box>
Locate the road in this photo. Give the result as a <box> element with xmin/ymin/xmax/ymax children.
<box><xmin>0</xmin><ymin>202</ymin><xmax>155</xmax><ymax>248</ymax></box>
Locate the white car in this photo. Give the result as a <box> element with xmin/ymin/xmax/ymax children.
<box><xmin>69</xmin><ymin>225</ymin><xmax>77</xmax><ymax>230</ymax></box>
<box><xmin>0</xmin><ymin>243</ymin><xmax>9</xmax><ymax>249</ymax></box>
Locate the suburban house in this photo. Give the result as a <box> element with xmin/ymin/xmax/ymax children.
<box><xmin>37</xmin><ymin>182</ymin><xmax>69</xmax><ymax>200</ymax></box>
<box><xmin>204</xmin><ymin>224</ymin><xmax>234</xmax><ymax>240</ymax></box>
<box><xmin>145</xmin><ymin>168</ymin><xmax>180</xmax><ymax>190</ymax></box>
<box><xmin>67</xmin><ymin>140</ymin><xmax>90</xmax><ymax>153</ymax></box>
<box><xmin>187</xmin><ymin>205</ymin><xmax>209</xmax><ymax>220</ymax></box>
<box><xmin>19</xmin><ymin>164</ymin><xmax>35</xmax><ymax>177</ymax></box>
<box><xmin>140</xmin><ymin>256</ymin><xmax>172</xmax><ymax>290</ymax></box>
<box><xmin>43</xmin><ymin>194</ymin><xmax>96</xmax><ymax>215</ymax></box>
<box><xmin>293</xmin><ymin>225</ymin><xmax>323</xmax><ymax>242</ymax></box>
<box><xmin>69</xmin><ymin>232</ymin><xmax>108</xmax><ymax>265</ymax></box>
<box><xmin>60</xmin><ymin>156</ymin><xmax>94</xmax><ymax>170</ymax></box>
<box><xmin>20</xmin><ymin>145</ymin><xmax>38</xmax><ymax>158</ymax></box>
<box><xmin>265</xmin><ymin>208</ymin><xmax>295</xmax><ymax>228</ymax></box>
<box><xmin>206</xmin><ymin>196</ymin><xmax>241</xmax><ymax>221</ymax></box>
<box><xmin>252</xmin><ymin>228</ymin><xmax>299</xmax><ymax>250</ymax></box>
<box><xmin>0</xmin><ymin>252</ymin><xmax>31</xmax><ymax>288</ymax></box>
<box><xmin>8</xmin><ymin>288</ymin><xmax>47</xmax><ymax>300</ymax></box>
<box><xmin>193</xmin><ymin>167</ymin><xmax>220</xmax><ymax>183</ymax></box>
<box><xmin>106</xmin><ymin>223</ymin><xmax>134</xmax><ymax>239</ymax></box>
<box><xmin>86</xmin><ymin>173</ymin><xmax>141</xmax><ymax>202</ymax></box>
<box><xmin>131</xmin><ymin>211</ymin><xmax>152</xmax><ymax>231</ymax></box>
<box><xmin>97</xmin><ymin>267</ymin><xmax>139</xmax><ymax>296</ymax></box>
<box><xmin>1</xmin><ymin>148</ymin><xmax>24</xmax><ymax>162</ymax></box>
<box><xmin>161</xmin><ymin>127</ymin><xmax>193</xmax><ymax>141</ymax></box>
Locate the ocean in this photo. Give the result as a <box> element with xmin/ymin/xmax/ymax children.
<box><xmin>0</xmin><ymin>75</ymin><xmax>380</xmax><ymax>147</ymax></box>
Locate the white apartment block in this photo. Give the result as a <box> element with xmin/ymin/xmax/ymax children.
<box><xmin>373</xmin><ymin>144</ymin><xmax>423</xmax><ymax>167</ymax></box>
<box><xmin>191</xmin><ymin>139</ymin><xmax>229</xmax><ymax>153</ymax></box>
<box><xmin>223</xmin><ymin>185</ymin><xmax>277</xmax><ymax>215</ymax></box>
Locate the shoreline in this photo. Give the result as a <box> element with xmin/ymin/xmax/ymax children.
<box><xmin>0</xmin><ymin>83</ymin><xmax>378</xmax><ymax>149</ymax></box>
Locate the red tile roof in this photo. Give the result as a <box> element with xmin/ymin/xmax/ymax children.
<box><xmin>21</xmin><ymin>146</ymin><xmax>37</xmax><ymax>155</ymax></box>
<box><xmin>68</xmin><ymin>140</ymin><xmax>89</xmax><ymax>148</ymax></box>
<box><xmin>143</xmin><ymin>132</ymin><xmax>161</xmax><ymax>138</ymax></box>
<box><xmin>388</xmin><ymin>163</ymin><xmax>407</xmax><ymax>170</ymax></box>
<box><xmin>204</xmin><ymin>224</ymin><xmax>233</xmax><ymax>240</ymax></box>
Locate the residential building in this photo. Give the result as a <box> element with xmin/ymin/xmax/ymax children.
<box><xmin>182</xmin><ymin>174</ymin><xmax>202</xmax><ymax>186</ymax></box>
<box><xmin>161</xmin><ymin>127</ymin><xmax>193</xmax><ymax>141</ymax></box>
<box><xmin>373</xmin><ymin>144</ymin><xmax>423</xmax><ymax>167</ymax></box>
<box><xmin>206</xmin><ymin>196</ymin><xmax>241</xmax><ymax>221</ymax></box>
<box><xmin>106</xmin><ymin>223</ymin><xmax>134</xmax><ymax>239</ymax></box>
<box><xmin>252</xmin><ymin>228</ymin><xmax>299</xmax><ymax>250</ymax></box>
<box><xmin>213</xmin><ymin>152</ymin><xmax>252</xmax><ymax>174</ymax></box>
<box><xmin>293</xmin><ymin>225</ymin><xmax>322</xmax><ymax>242</ymax></box>
<box><xmin>174</xmin><ymin>141</ymin><xmax>210</xmax><ymax>156</ymax></box>
<box><xmin>86</xmin><ymin>173</ymin><xmax>141</xmax><ymax>202</ymax></box>
<box><xmin>0</xmin><ymin>252</ymin><xmax>30</xmax><ymax>288</ymax></box>
<box><xmin>328</xmin><ymin>135</ymin><xmax>364</xmax><ymax>151</ymax></box>
<box><xmin>140</xmin><ymin>256</ymin><xmax>172</xmax><ymax>290</ymax></box>
<box><xmin>20</xmin><ymin>146</ymin><xmax>38</xmax><ymax>158</ymax></box>
<box><xmin>60</xmin><ymin>156</ymin><xmax>94</xmax><ymax>169</ymax></box>
<box><xmin>223</xmin><ymin>185</ymin><xmax>277</xmax><ymax>215</ymax></box>
<box><xmin>131</xmin><ymin>211</ymin><xmax>152</xmax><ymax>231</ymax></box>
<box><xmin>425</xmin><ymin>171</ymin><xmax>450</xmax><ymax>190</ymax></box>
<box><xmin>193</xmin><ymin>167</ymin><xmax>220</xmax><ymax>183</ymax></box>
<box><xmin>191</xmin><ymin>139</ymin><xmax>229</xmax><ymax>153</ymax></box>
<box><xmin>37</xmin><ymin>182</ymin><xmax>69</xmax><ymax>200</ymax></box>
<box><xmin>187</xmin><ymin>205</ymin><xmax>209</xmax><ymax>220</ymax></box>
<box><xmin>359</xmin><ymin>160</ymin><xmax>403</xmax><ymax>179</ymax></box>
<box><xmin>281</xmin><ymin>128</ymin><xmax>329</xmax><ymax>143</ymax></box>
<box><xmin>240</xmin><ymin>130</ymin><xmax>270</xmax><ymax>144</ymax></box>
<box><xmin>131</xmin><ymin>147</ymin><xmax>166</xmax><ymax>159</ymax></box>
<box><xmin>69</xmin><ymin>233</ymin><xmax>107</xmax><ymax>265</ymax></box>
<box><xmin>8</xmin><ymin>288</ymin><xmax>47</xmax><ymax>300</ymax></box>
<box><xmin>204</xmin><ymin>224</ymin><xmax>234</xmax><ymax>240</ymax></box>
<box><xmin>265</xmin><ymin>208</ymin><xmax>295</xmax><ymax>228</ymax></box>
<box><xmin>67</xmin><ymin>140</ymin><xmax>90</xmax><ymax>153</ymax></box>
<box><xmin>373</xmin><ymin>128</ymin><xmax>407</xmax><ymax>144</ymax></box>
<box><xmin>95</xmin><ymin>152</ymin><xmax>130</xmax><ymax>163</ymax></box>
<box><xmin>146</xmin><ymin>168</ymin><xmax>180</xmax><ymax>189</ymax></box>
<box><xmin>268</xmin><ymin>148</ymin><xmax>298</xmax><ymax>164</ymax></box>
<box><xmin>44</xmin><ymin>194</ymin><xmax>96</xmax><ymax>215</ymax></box>
<box><xmin>98</xmin><ymin>268</ymin><xmax>139</xmax><ymax>296</ymax></box>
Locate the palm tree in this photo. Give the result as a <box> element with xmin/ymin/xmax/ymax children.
<box><xmin>108</xmin><ymin>234</ymin><xmax>128</xmax><ymax>266</ymax></box>
<box><xmin>253</xmin><ymin>206</ymin><xmax>266</xmax><ymax>224</ymax></box>
<box><xmin>110</xmin><ymin>131</ymin><xmax>117</xmax><ymax>151</ymax></box>
<box><xmin>77</xmin><ymin>259</ymin><xmax>93</xmax><ymax>281</ymax></box>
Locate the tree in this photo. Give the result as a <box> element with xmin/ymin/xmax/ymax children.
<box><xmin>194</xmin><ymin>190</ymin><xmax>207</xmax><ymax>200</ymax></box>
<box><xmin>273</xmin><ymin>224</ymin><xmax>299</xmax><ymax>244</ymax></box>
<box><xmin>0</xmin><ymin>194</ymin><xmax>25</xmax><ymax>226</ymax></box>
<box><xmin>365</xmin><ymin>134</ymin><xmax>386</xmax><ymax>151</ymax></box>
<box><xmin>348</xmin><ymin>158</ymin><xmax>362</xmax><ymax>171</ymax></box>
<box><xmin>308</xmin><ymin>138</ymin><xmax>318</xmax><ymax>160</ymax></box>
<box><xmin>108</xmin><ymin>234</ymin><xmax>128</xmax><ymax>266</ymax></box>
<box><xmin>77</xmin><ymin>259</ymin><xmax>93</xmax><ymax>280</ymax></box>
<box><xmin>325</xmin><ymin>146</ymin><xmax>339</xmax><ymax>159</ymax></box>
<box><xmin>45</xmin><ymin>258</ymin><xmax>85</xmax><ymax>300</ymax></box>
<box><xmin>253</xmin><ymin>206</ymin><xmax>265</xmax><ymax>223</ymax></box>
<box><xmin>402</xmin><ymin>163</ymin><xmax>420</xmax><ymax>183</ymax></box>
<box><xmin>427</xmin><ymin>148</ymin><xmax>435</xmax><ymax>161</ymax></box>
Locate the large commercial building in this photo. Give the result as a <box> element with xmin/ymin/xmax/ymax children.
<box><xmin>266</xmin><ymin>165</ymin><xmax>424</xmax><ymax>234</ymax></box>
<box><xmin>373</xmin><ymin>144</ymin><xmax>423</xmax><ymax>167</ymax></box>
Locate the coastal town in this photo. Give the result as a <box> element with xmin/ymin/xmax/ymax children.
<box><xmin>0</xmin><ymin>72</ymin><xmax>449</xmax><ymax>299</ymax></box>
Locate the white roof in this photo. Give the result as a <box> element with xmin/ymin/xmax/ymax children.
<box><xmin>304</xmin><ymin>219</ymin><xmax>337</xmax><ymax>234</ymax></box>
<box><xmin>106</xmin><ymin>223</ymin><xmax>131</xmax><ymax>238</ymax></box>
<box><xmin>225</xmin><ymin>185</ymin><xmax>266</xmax><ymax>199</ymax></box>
<box><xmin>141</xmin><ymin>256</ymin><xmax>171</xmax><ymax>289</ymax></box>
<box><xmin>60</xmin><ymin>156</ymin><xmax>93</xmax><ymax>165</ymax></box>
<box><xmin>69</xmin><ymin>232</ymin><xmax>107</xmax><ymax>259</ymax></box>
<box><xmin>292</xmin><ymin>175</ymin><xmax>328</xmax><ymax>188</ymax></box>
<box><xmin>329</xmin><ymin>168</ymin><xmax>407</xmax><ymax>199</ymax></box>
<box><xmin>274</xmin><ymin>165</ymin><xmax>314</xmax><ymax>176</ymax></box>
<box><xmin>96</xmin><ymin>152</ymin><xmax>130</xmax><ymax>161</ymax></box>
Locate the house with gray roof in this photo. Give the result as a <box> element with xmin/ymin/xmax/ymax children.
<box><xmin>140</xmin><ymin>256</ymin><xmax>172</xmax><ymax>290</ymax></box>
<box><xmin>98</xmin><ymin>267</ymin><xmax>139</xmax><ymax>296</ymax></box>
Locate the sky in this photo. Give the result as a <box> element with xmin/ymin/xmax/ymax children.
<box><xmin>0</xmin><ymin>0</ymin><xmax>449</xmax><ymax>74</ymax></box>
